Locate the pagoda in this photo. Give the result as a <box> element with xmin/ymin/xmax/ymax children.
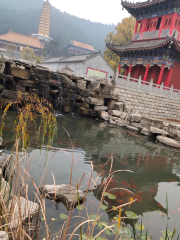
<box><xmin>106</xmin><ymin>0</ymin><xmax>180</xmax><ymax>90</ymax></box>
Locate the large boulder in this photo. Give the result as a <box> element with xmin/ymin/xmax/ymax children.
<box><xmin>2</xmin><ymin>90</ymin><xmax>17</xmax><ymax>99</ymax></box>
<box><xmin>109</xmin><ymin>110</ymin><xmax>122</xmax><ymax>117</ymax></box>
<box><xmin>98</xmin><ymin>111</ymin><xmax>109</xmax><ymax>121</ymax></box>
<box><xmin>76</xmin><ymin>80</ymin><xmax>86</xmax><ymax>90</ymax></box>
<box><xmin>166</xmin><ymin>123</ymin><xmax>180</xmax><ymax>138</ymax></box>
<box><xmin>120</xmin><ymin>112</ymin><xmax>128</xmax><ymax>120</ymax></box>
<box><xmin>157</xmin><ymin>136</ymin><xmax>180</xmax><ymax>148</ymax></box>
<box><xmin>87</xmin><ymin>97</ymin><xmax>104</xmax><ymax>106</ymax></box>
<box><xmin>94</xmin><ymin>106</ymin><xmax>108</xmax><ymax>111</ymax></box>
<box><xmin>18</xmin><ymin>80</ymin><xmax>36</xmax><ymax>88</ymax></box>
<box><xmin>117</xmin><ymin>119</ymin><xmax>129</xmax><ymax>127</ymax></box>
<box><xmin>141</xmin><ymin>128</ymin><xmax>151</xmax><ymax>136</ymax></box>
<box><xmin>0</xmin><ymin>62</ymin><xmax>5</xmax><ymax>74</ymax></box>
<box><xmin>128</xmin><ymin>113</ymin><xmax>142</xmax><ymax>123</ymax></box>
<box><xmin>141</xmin><ymin>116</ymin><xmax>163</xmax><ymax>128</ymax></box>
<box><xmin>87</xmin><ymin>81</ymin><xmax>100</xmax><ymax>91</ymax></box>
<box><xmin>61</xmin><ymin>75</ymin><xmax>76</xmax><ymax>90</ymax></box>
<box><xmin>10</xmin><ymin>67</ymin><xmax>29</xmax><ymax>80</ymax></box>
<box><xmin>113</xmin><ymin>102</ymin><xmax>124</xmax><ymax>111</ymax></box>
<box><xmin>150</xmin><ymin>127</ymin><xmax>169</xmax><ymax>136</ymax></box>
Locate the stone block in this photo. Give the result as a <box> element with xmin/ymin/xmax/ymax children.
<box><xmin>117</xmin><ymin>119</ymin><xmax>129</xmax><ymax>127</ymax></box>
<box><xmin>157</xmin><ymin>136</ymin><xmax>180</xmax><ymax>148</ymax></box>
<box><xmin>166</xmin><ymin>123</ymin><xmax>180</xmax><ymax>137</ymax></box>
<box><xmin>150</xmin><ymin>127</ymin><xmax>169</xmax><ymax>136</ymax></box>
<box><xmin>35</xmin><ymin>67</ymin><xmax>51</xmax><ymax>80</ymax></box>
<box><xmin>0</xmin><ymin>62</ymin><xmax>5</xmax><ymax>74</ymax></box>
<box><xmin>113</xmin><ymin>102</ymin><xmax>124</xmax><ymax>111</ymax></box>
<box><xmin>2</xmin><ymin>90</ymin><xmax>17</xmax><ymax>99</ymax></box>
<box><xmin>29</xmin><ymin>89</ymin><xmax>39</xmax><ymax>95</ymax></box>
<box><xmin>18</xmin><ymin>80</ymin><xmax>36</xmax><ymax>88</ymax></box>
<box><xmin>107</xmin><ymin>99</ymin><xmax>117</xmax><ymax>110</ymax></box>
<box><xmin>141</xmin><ymin>116</ymin><xmax>163</xmax><ymax>128</ymax></box>
<box><xmin>128</xmin><ymin>113</ymin><xmax>142</xmax><ymax>123</ymax></box>
<box><xmin>63</xmin><ymin>106</ymin><xmax>71</xmax><ymax>113</ymax></box>
<box><xmin>121</xmin><ymin>112</ymin><xmax>128</xmax><ymax>120</ymax></box>
<box><xmin>80</xmin><ymin>102</ymin><xmax>89</xmax><ymax>109</ymax></box>
<box><xmin>76</xmin><ymin>80</ymin><xmax>86</xmax><ymax>90</ymax></box>
<box><xmin>10</xmin><ymin>67</ymin><xmax>29</xmax><ymax>79</ymax></box>
<box><xmin>98</xmin><ymin>111</ymin><xmax>109</xmax><ymax>121</ymax></box>
<box><xmin>108</xmin><ymin>110</ymin><xmax>122</xmax><ymax>117</ymax></box>
<box><xmin>141</xmin><ymin>128</ymin><xmax>151</xmax><ymax>136</ymax></box>
<box><xmin>87</xmin><ymin>97</ymin><xmax>104</xmax><ymax>106</ymax></box>
<box><xmin>126</xmin><ymin>125</ymin><xmax>139</xmax><ymax>132</ymax></box>
<box><xmin>61</xmin><ymin>75</ymin><xmax>76</xmax><ymax>90</ymax></box>
<box><xmin>94</xmin><ymin>106</ymin><xmax>108</xmax><ymax>111</ymax></box>
<box><xmin>76</xmin><ymin>95</ymin><xmax>82</xmax><ymax>100</ymax></box>
<box><xmin>87</xmin><ymin>81</ymin><xmax>100</xmax><ymax>91</ymax></box>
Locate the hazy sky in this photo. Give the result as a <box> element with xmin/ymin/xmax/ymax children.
<box><xmin>49</xmin><ymin>0</ymin><xmax>144</xmax><ymax>25</ymax></box>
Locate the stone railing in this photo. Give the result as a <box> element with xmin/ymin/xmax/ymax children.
<box><xmin>116</xmin><ymin>74</ymin><xmax>180</xmax><ymax>99</ymax></box>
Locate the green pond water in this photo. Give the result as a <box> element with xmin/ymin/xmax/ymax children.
<box><xmin>1</xmin><ymin>111</ymin><xmax>180</xmax><ymax>239</ymax></box>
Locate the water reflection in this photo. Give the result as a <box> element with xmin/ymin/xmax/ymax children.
<box><xmin>1</xmin><ymin>111</ymin><xmax>180</xmax><ymax>239</ymax></box>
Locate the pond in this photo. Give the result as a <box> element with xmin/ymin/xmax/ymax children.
<box><xmin>1</xmin><ymin>111</ymin><xmax>180</xmax><ymax>239</ymax></box>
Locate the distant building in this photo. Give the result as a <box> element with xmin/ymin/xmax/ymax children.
<box><xmin>41</xmin><ymin>52</ymin><xmax>115</xmax><ymax>78</ymax></box>
<box><xmin>32</xmin><ymin>0</ymin><xmax>52</xmax><ymax>42</ymax></box>
<box><xmin>66</xmin><ymin>40</ymin><xmax>96</xmax><ymax>55</ymax></box>
<box><xmin>0</xmin><ymin>30</ymin><xmax>44</xmax><ymax>56</ymax></box>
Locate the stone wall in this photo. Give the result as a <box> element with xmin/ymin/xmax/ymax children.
<box><xmin>116</xmin><ymin>85</ymin><xmax>180</xmax><ymax>120</ymax></box>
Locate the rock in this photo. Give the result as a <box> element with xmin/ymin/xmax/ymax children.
<box><xmin>117</xmin><ymin>119</ymin><xmax>129</xmax><ymax>127</ymax></box>
<box><xmin>88</xmin><ymin>109</ymin><xmax>97</xmax><ymax>117</ymax></box>
<box><xmin>2</xmin><ymin>90</ymin><xmax>17</xmax><ymax>99</ymax></box>
<box><xmin>94</xmin><ymin>106</ymin><xmax>108</xmax><ymax>111</ymax></box>
<box><xmin>50</xmin><ymin>90</ymin><xmax>59</xmax><ymax>96</ymax></box>
<box><xmin>61</xmin><ymin>75</ymin><xmax>76</xmax><ymax>90</ymax></box>
<box><xmin>35</xmin><ymin>67</ymin><xmax>51</xmax><ymax>80</ymax></box>
<box><xmin>113</xmin><ymin>102</ymin><xmax>124</xmax><ymax>111</ymax></box>
<box><xmin>126</xmin><ymin>125</ymin><xmax>139</xmax><ymax>132</ymax></box>
<box><xmin>40</xmin><ymin>184</ymin><xmax>85</xmax><ymax>210</ymax></box>
<box><xmin>18</xmin><ymin>80</ymin><xmax>36</xmax><ymax>88</ymax></box>
<box><xmin>163</xmin><ymin>122</ymin><xmax>169</xmax><ymax>128</ymax></box>
<box><xmin>131</xmin><ymin>123</ymin><xmax>143</xmax><ymax>131</ymax></box>
<box><xmin>108</xmin><ymin>110</ymin><xmax>122</xmax><ymax>117</ymax></box>
<box><xmin>0</xmin><ymin>231</ymin><xmax>8</xmax><ymax>240</ymax></box>
<box><xmin>75</xmin><ymin>95</ymin><xmax>82</xmax><ymax>100</ymax></box>
<box><xmin>8</xmin><ymin>196</ymin><xmax>39</xmax><ymax>229</ymax></box>
<box><xmin>101</xmin><ymin>85</ymin><xmax>117</xmax><ymax>99</ymax></box>
<box><xmin>0</xmin><ymin>137</ymin><xmax>3</xmax><ymax>146</ymax></box>
<box><xmin>86</xmin><ymin>97</ymin><xmax>104</xmax><ymax>106</ymax></box>
<box><xmin>150</xmin><ymin>127</ymin><xmax>169</xmax><ymax>136</ymax></box>
<box><xmin>63</xmin><ymin>106</ymin><xmax>71</xmax><ymax>113</ymax></box>
<box><xmin>141</xmin><ymin>117</ymin><xmax>163</xmax><ymax>128</ymax></box>
<box><xmin>79</xmin><ymin>107</ymin><xmax>97</xmax><ymax>117</ymax></box>
<box><xmin>121</xmin><ymin>112</ymin><xmax>128</xmax><ymax>120</ymax></box>
<box><xmin>141</xmin><ymin>128</ymin><xmax>151</xmax><ymax>136</ymax></box>
<box><xmin>98</xmin><ymin>111</ymin><xmax>109</xmax><ymax>121</ymax></box>
<box><xmin>87</xmin><ymin>81</ymin><xmax>100</xmax><ymax>91</ymax></box>
<box><xmin>128</xmin><ymin>113</ymin><xmax>142</xmax><ymax>123</ymax></box>
<box><xmin>76</xmin><ymin>80</ymin><xmax>86</xmax><ymax>89</ymax></box>
<box><xmin>29</xmin><ymin>89</ymin><xmax>39</xmax><ymax>95</ymax></box>
<box><xmin>0</xmin><ymin>63</ymin><xmax>5</xmax><ymax>74</ymax></box>
<box><xmin>157</xmin><ymin>136</ymin><xmax>180</xmax><ymax>148</ymax></box>
<box><xmin>10</xmin><ymin>67</ymin><xmax>29</xmax><ymax>79</ymax></box>
<box><xmin>166</xmin><ymin>123</ymin><xmax>180</xmax><ymax>138</ymax></box>
<box><xmin>80</xmin><ymin>102</ymin><xmax>89</xmax><ymax>109</ymax></box>
<box><xmin>1</xmin><ymin>177</ymin><xmax>11</xmax><ymax>203</ymax></box>
<box><xmin>107</xmin><ymin>99</ymin><xmax>117</xmax><ymax>110</ymax></box>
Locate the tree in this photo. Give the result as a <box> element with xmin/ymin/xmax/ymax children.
<box><xmin>20</xmin><ymin>46</ymin><xmax>42</xmax><ymax>63</ymax></box>
<box><xmin>20</xmin><ymin>46</ymin><xmax>35</xmax><ymax>61</ymax></box>
<box><xmin>104</xmin><ymin>16</ymin><xmax>136</xmax><ymax>71</ymax></box>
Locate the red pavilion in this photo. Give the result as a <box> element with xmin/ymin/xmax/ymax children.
<box><xmin>106</xmin><ymin>0</ymin><xmax>180</xmax><ymax>90</ymax></box>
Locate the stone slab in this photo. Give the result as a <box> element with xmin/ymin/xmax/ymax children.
<box><xmin>150</xmin><ymin>127</ymin><xmax>169</xmax><ymax>136</ymax></box>
<box><xmin>117</xmin><ymin>119</ymin><xmax>129</xmax><ymax>127</ymax></box>
<box><xmin>94</xmin><ymin>106</ymin><xmax>108</xmax><ymax>111</ymax></box>
<box><xmin>87</xmin><ymin>97</ymin><xmax>104</xmax><ymax>106</ymax></box>
<box><xmin>8</xmin><ymin>196</ymin><xmax>39</xmax><ymax>229</ymax></box>
<box><xmin>10</xmin><ymin>68</ymin><xmax>29</xmax><ymax>80</ymax></box>
<box><xmin>108</xmin><ymin>110</ymin><xmax>122</xmax><ymax>117</ymax></box>
<box><xmin>40</xmin><ymin>184</ymin><xmax>85</xmax><ymax>210</ymax></box>
<box><xmin>157</xmin><ymin>136</ymin><xmax>180</xmax><ymax>148</ymax></box>
<box><xmin>126</xmin><ymin>125</ymin><xmax>139</xmax><ymax>132</ymax></box>
<box><xmin>98</xmin><ymin>111</ymin><xmax>109</xmax><ymax>121</ymax></box>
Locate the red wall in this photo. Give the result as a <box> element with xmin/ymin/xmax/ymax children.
<box><xmin>169</xmin><ymin>61</ymin><xmax>180</xmax><ymax>89</ymax></box>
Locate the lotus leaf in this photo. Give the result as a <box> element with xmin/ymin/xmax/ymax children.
<box><xmin>135</xmin><ymin>223</ymin><xmax>145</xmax><ymax>230</ymax></box>
<box><xmin>60</xmin><ymin>213</ymin><xmax>68</xmax><ymax>220</ymax></box>
<box><xmin>103</xmin><ymin>192</ymin><xmax>116</xmax><ymax>200</ymax></box>
<box><xmin>114</xmin><ymin>226</ymin><xmax>131</xmax><ymax>238</ymax></box>
<box><xmin>139</xmin><ymin>234</ymin><xmax>152</xmax><ymax>240</ymax></box>
<box><xmin>76</xmin><ymin>205</ymin><xmax>85</xmax><ymax>210</ymax></box>
<box><xmin>79</xmin><ymin>234</ymin><xmax>95</xmax><ymax>240</ymax></box>
<box><xmin>161</xmin><ymin>230</ymin><xmax>173</xmax><ymax>237</ymax></box>
<box><xmin>125</xmin><ymin>211</ymin><xmax>138</xmax><ymax>219</ymax></box>
<box><xmin>105</xmin><ymin>230</ymin><xmax>113</xmax><ymax>235</ymax></box>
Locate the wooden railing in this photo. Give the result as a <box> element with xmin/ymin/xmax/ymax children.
<box><xmin>116</xmin><ymin>74</ymin><xmax>180</xmax><ymax>99</ymax></box>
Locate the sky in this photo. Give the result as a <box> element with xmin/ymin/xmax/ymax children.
<box><xmin>49</xmin><ymin>0</ymin><xmax>144</xmax><ymax>25</ymax></box>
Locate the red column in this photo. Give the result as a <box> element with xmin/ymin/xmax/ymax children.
<box><xmin>144</xmin><ymin>64</ymin><xmax>150</xmax><ymax>82</ymax></box>
<box><xmin>124</xmin><ymin>68</ymin><xmax>128</xmax><ymax>76</ymax></box>
<box><xmin>128</xmin><ymin>64</ymin><xmax>132</xmax><ymax>77</ymax></box>
<box><xmin>133</xmin><ymin>21</ymin><xmax>138</xmax><ymax>39</ymax></box>
<box><xmin>151</xmin><ymin>65</ymin><xmax>157</xmax><ymax>80</ymax></box>
<box><xmin>158</xmin><ymin>16</ymin><xmax>165</xmax><ymax>38</ymax></box>
<box><xmin>170</xmin><ymin>13</ymin><xmax>177</xmax><ymax>36</ymax></box>
<box><xmin>165</xmin><ymin>67</ymin><xmax>173</xmax><ymax>87</ymax></box>
<box><xmin>118</xmin><ymin>64</ymin><xmax>121</xmax><ymax>74</ymax></box>
<box><xmin>157</xmin><ymin>64</ymin><xmax>165</xmax><ymax>85</ymax></box>
<box><xmin>134</xmin><ymin>65</ymin><xmax>140</xmax><ymax>79</ymax></box>
<box><xmin>141</xmin><ymin>19</ymin><xmax>147</xmax><ymax>39</ymax></box>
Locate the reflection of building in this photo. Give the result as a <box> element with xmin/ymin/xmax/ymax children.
<box><xmin>41</xmin><ymin>52</ymin><xmax>115</xmax><ymax>78</ymax></box>
<box><xmin>32</xmin><ymin>0</ymin><xmax>52</xmax><ymax>42</ymax></box>
<box><xmin>0</xmin><ymin>30</ymin><xmax>44</xmax><ymax>57</ymax></box>
<box><xmin>107</xmin><ymin>0</ymin><xmax>180</xmax><ymax>90</ymax></box>
<box><xmin>66</xmin><ymin>40</ymin><xmax>96</xmax><ymax>55</ymax></box>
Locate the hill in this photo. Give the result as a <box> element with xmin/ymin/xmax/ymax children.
<box><xmin>0</xmin><ymin>0</ymin><xmax>115</xmax><ymax>54</ymax></box>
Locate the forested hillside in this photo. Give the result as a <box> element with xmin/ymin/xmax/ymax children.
<box><xmin>0</xmin><ymin>0</ymin><xmax>115</xmax><ymax>53</ymax></box>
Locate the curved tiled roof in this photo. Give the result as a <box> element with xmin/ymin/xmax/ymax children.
<box><xmin>106</xmin><ymin>37</ymin><xmax>180</xmax><ymax>52</ymax></box>
<box><xmin>121</xmin><ymin>0</ymin><xmax>169</xmax><ymax>9</ymax></box>
<box><xmin>72</xmin><ymin>41</ymin><xmax>95</xmax><ymax>51</ymax></box>
<box><xmin>0</xmin><ymin>31</ymin><xmax>44</xmax><ymax>49</ymax></box>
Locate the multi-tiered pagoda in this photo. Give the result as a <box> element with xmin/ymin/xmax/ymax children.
<box><xmin>106</xmin><ymin>0</ymin><xmax>180</xmax><ymax>90</ymax></box>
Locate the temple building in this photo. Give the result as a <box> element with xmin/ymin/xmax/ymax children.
<box><xmin>0</xmin><ymin>30</ymin><xmax>44</xmax><ymax>57</ymax></box>
<box><xmin>106</xmin><ymin>0</ymin><xmax>180</xmax><ymax>90</ymax></box>
<box><xmin>32</xmin><ymin>0</ymin><xmax>52</xmax><ymax>42</ymax></box>
<box><xmin>66</xmin><ymin>40</ymin><xmax>96</xmax><ymax>55</ymax></box>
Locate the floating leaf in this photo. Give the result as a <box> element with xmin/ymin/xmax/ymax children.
<box><xmin>160</xmin><ymin>238</ymin><xmax>165</xmax><ymax>240</ymax></box>
<box><xmin>96</xmin><ymin>237</ymin><xmax>107</xmax><ymax>240</ymax></box>
<box><xmin>100</xmin><ymin>205</ymin><xmax>108</xmax><ymax>210</ymax></box>
<box><xmin>135</xmin><ymin>223</ymin><xmax>145</xmax><ymax>230</ymax></box>
<box><xmin>90</xmin><ymin>214</ymin><xmax>99</xmax><ymax>220</ymax></box>
<box><xmin>139</xmin><ymin>234</ymin><xmax>152</xmax><ymax>240</ymax></box>
<box><xmin>161</xmin><ymin>230</ymin><xmax>173</xmax><ymax>237</ymax></box>
<box><xmin>60</xmin><ymin>213</ymin><xmax>68</xmax><ymax>220</ymax></box>
<box><xmin>76</xmin><ymin>205</ymin><xmax>85</xmax><ymax>210</ymax></box>
<box><xmin>103</xmin><ymin>192</ymin><xmax>116</xmax><ymax>200</ymax></box>
<box><xmin>79</xmin><ymin>234</ymin><xmax>95</xmax><ymax>240</ymax></box>
<box><xmin>98</xmin><ymin>222</ymin><xmax>106</xmax><ymax>229</ymax></box>
<box><xmin>114</xmin><ymin>226</ymin><xmax>131</xmax><ymax>238</ymax></box>
<box><xmin>105</xmin><ymin>230</ymin><xmax>113</xmax><ymax>235</ymax></box>
<box><xmin>113</xmin><ymin>217</ymin><xmax>118</xmax><ymax>221</ymax></box>
<box><xmin>125</xmin><ymin>211</ymin><xmax>138</xmax><ymax>219</ymax></box>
